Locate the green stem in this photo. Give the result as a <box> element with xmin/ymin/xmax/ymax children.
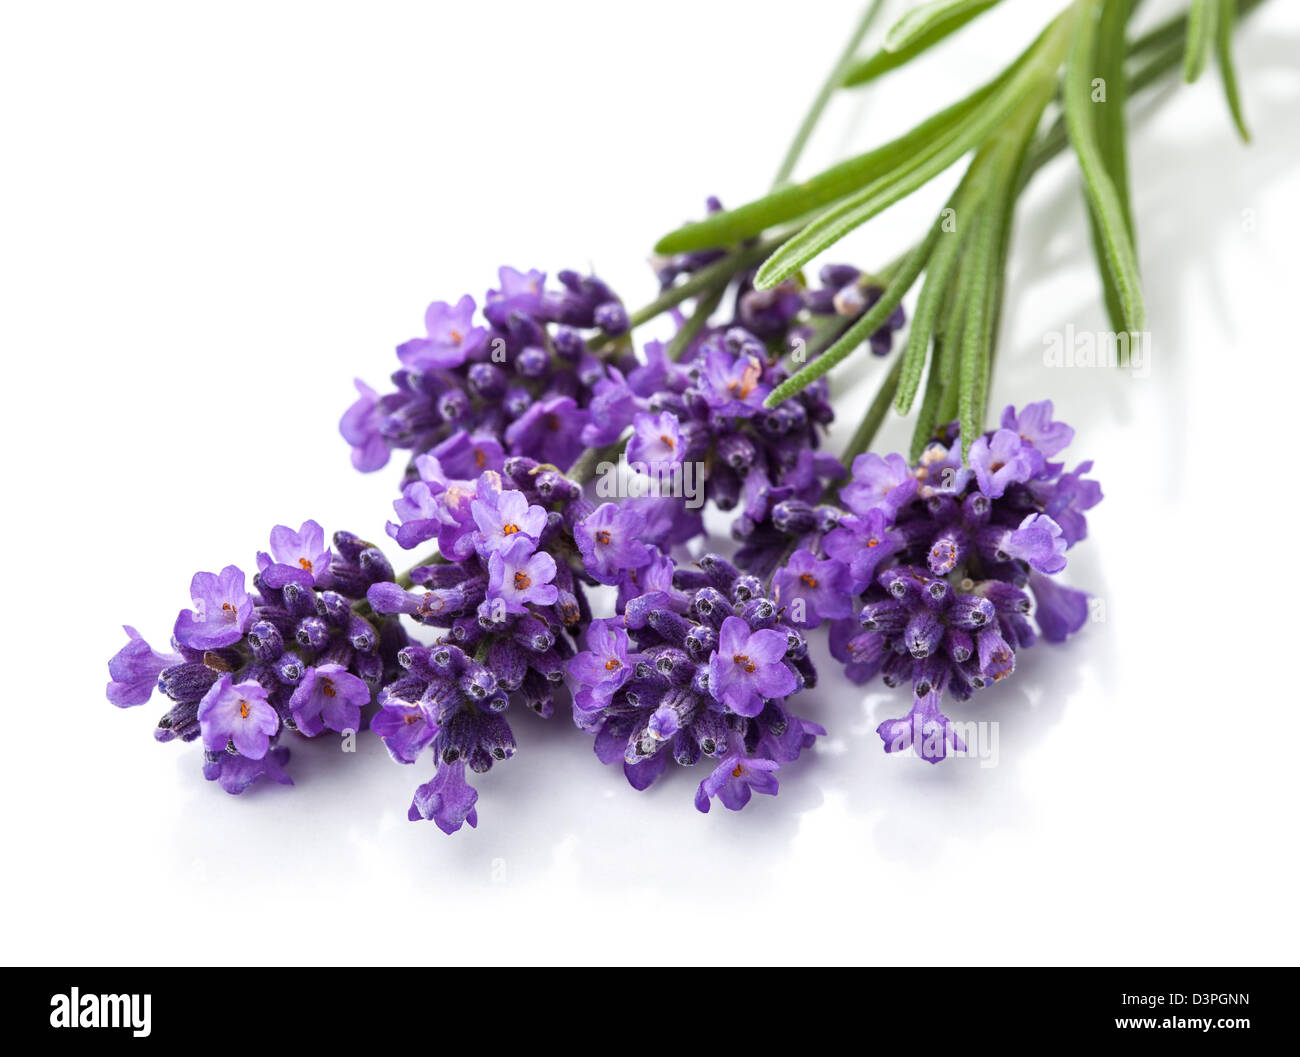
<box><xmin>836</xmin><ymin>351</ymin><xmax>905</xmax><ymax>470</ymax></box>
<box><xmin>585</xmin><ymin>233</ymin><xmax>789</xmax><ymax>353</ymax></box>
<box><xmin>771</xmin><ymin>0</ymin><xmax>887</xmax><ymax>188</ymax></box>
<box><xmin>666</xmin><ymin>282</ymin><xmax>727</xmax><ymax>361</ymax></box>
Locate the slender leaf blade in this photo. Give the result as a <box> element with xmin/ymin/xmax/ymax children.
<box><xmin>843</xmin><ymin>0</ymin><xmax>1002</xmax><ymax>86</ymax></box>
<box><xmin>1215</xmin><ymin>0</ymin><xmax>1252</xmax><ymax>141</ymax></box>
<box><xmin>1183</xmin><ymin>0</ymin><xmax>1218</xmax><ymax>82</ymax></box>
<box><xmin>1063</xmin><ymin>0</ymin><xmax>1145</xmax><ymax>335</ymax></box>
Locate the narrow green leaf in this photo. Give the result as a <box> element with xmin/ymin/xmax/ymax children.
<box><xmin>763</xmin><ymin>219</ymin><xmax>942</xmax><ymax>408</ymax></box>
<box><xmin>1095</xmin><ymin>0</ymin><xmax>1134</xmax><ymax>238</ymax></box>
<box><xmin>1183</xmin><ymin>0</ymin><xmax>1218</xmax><ymax>83</ymax></box>
<box><xmin>654</xmin><ymin>73</ymin><xmax>1004</xmax><ymax>255</ymax></box>
<box><xmin>772</xmin><ymin>1</ymin><xmax>887</xmax><ymax>188</ymax></box>
<box><xmin>957</xmin><ymin>203</ymin><xmax>999</xmax><ymax>460</ymax></box>
<box><xmin>908</xmin><ymin>346</ymin><xmax>946</xmax><ymax>460</ymax></box>
<box><xmin>753</xmin><ymin>24</ymin><xmax>1064</xmax><ymax>292</ymax></box>
<box><xmin>956</xmin><ymin>78</ymin><xmax>1044</xmax><ymax>460</ymax></box>
<box><xmin>1215</xmin><ymin>0</ymin><xmax>1251</xmax><ymax>141</ymax></box>
<box><xmin>894</xmin><ymin>159</ymin><xmax>994</xmax><ymax>413</ymax></box>
<box><xmin>981</xmin><ymin>115</ymin><xmax>1041</xmax><ymax>418</ymax></box>
<box><xmin>843</xmin><ymin>0</ymin><xmax>1002</xmax><ymax>86</ymax></box>
<box><xmin>885</xmin><ymin>0</ymin><xmax>1003</xmax><ymax>52</ymax></box>
<box><xmin>1063</xmin><ymin>0</ymin><xmax>1145</xmax><ymax>335</ymax></box>
<box><xmin>1080</xmin><ymin>0</ymin><xmax>1137</xmax><ymax>334</ymax></box>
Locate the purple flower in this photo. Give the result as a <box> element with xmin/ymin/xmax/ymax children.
<box><xmin>1005</xmin><ymin>513</ymin><xmax>1068</xmax><ymax>574</ymax></box>
<box><xmin>977</xmin><ymin>627</ymin><xmax>1016</xmax><ymax>683</ymax></box>
<box><xmin>698</xmin><ymin>347</ymin><xmax>770</xmax><ymax>413</ymax></box>
<box><xmin>823</xmin><ymin>509</ymin><xmax>903</xmax><ymax>589</ymax></box>
<box><xmin>386</xmin><ymin>480</ymin><xmax>443</xmax><ymax>550</ymax></box>
<box><xmin>573</xmin><ymin>502</ymin><xmax>651</xmax><ymax>585</ymax></box>
<box><xmin>708</xmin><ymin>615</ymin><xmax>797</xmax><ymax>717</ymax></box>
<box><xmin>772</xmin><ymin>549</ymin><xmax>854</xmax><ymax>628</ymax></box>
<box><xmin>257</xmin><ymin>519</ymin><xmax>332</xmax><ymax>589</ymax></box>
<box><xmin>568</xmin><ymin>619</ymin><xmax>633</xmax><ymax>713</ymax></box>
<box><xmin>197</xmin><ymin>674</ymin><xmax>279</xmax><ymax>760</ymax></box>
<box><xmin>426</xmin><ymin>429</ymin><xmax>505</xmax><ymax>479</ymax></box>
<box><xmin>876</xmin><ymin>691</ymin><xmax>967</xmax><ymax>764</ymax></box>
<box><xmin>1030</xmin><ymin>460</ymin><xmax>1102</xmax><ymax>546</ymax></box>
<box><xmin>289</xmin><ymin>663</ymin><xmax>371</xmax><ymax>736</ymax></box>
<box><xmin>397</xmin><ymin>294</ymin><xmax>487</xmax><ymax>370</ymax></box>
<box><xmin>1002</xmin><ymin>400</ymin><xmax>1074</xmax><ymax>457</ymax></box>
<box><xmin>841</xmin><ymin>452</ymin><xmax>917</xmax><ymax>517</ymax></box>
<box><xmin>339</xmin><ymin>379</ymin><xmax>390</xmax><ymax>472</ymax></box>
<box><xmin>471</xmin><ymin>487</ymin><xmax>546</xmax><ymax>557</ymax></box>
<box><xmin>627</xmin><ymin>410</ymin><xmax>685</xmax><ymax>476</ymax></box>
<box><xmin>173</xmin><ymin>566</ymin><xmax>253</xmax><ymax>650</ymax></box>
<box><xmin>693</xmin><ymin>750</ymin><xmax>780</xmax><ymax>812</ymax></box>
<box><xmin>203</xmin><ymin>745</ymin><xmax>293</xmax><ymax>795</ymax></box>
<box><xmin>371</xmin><ymin>698</ymin><xmax>439</xmax><ymax>764</ymax></box>
<box><xmin>580</xmin><ymin>369</ymin><xmax>638</xmax><ymax>448</ymax></box>
<box><xmin>968</xmin><ymin>429</ymin><xmax>1044</xmax><ymax>498</ymax></box>
<box><xmin>486</xmin><ymin>266</ymin><xmax>545</xmax><ymax>318</ymax></box>
<box><xmin>408</xmin><ymin>760</ymin><xmax>478</xmax><ymax>834</ymax></box>
<box><xmin>106</xmin><ymin>626</ymin><xmax>181</xmax><ymax>708</ymax></box>
<box><xmin>1029</xmin><ymin>570</ymin><xmax>1090</xmax><ymax>643</ymax></box>
<box><xmin>486</xmin><ymin>535</ymin><xmax>558</xmax><ymax>613</ymax></box>
<box><xmin>503</xmin><ymin>395</ymin><xmax>589</xmax><ymax>470</ymax></box>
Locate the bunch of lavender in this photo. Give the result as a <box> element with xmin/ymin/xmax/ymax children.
<box><xmin>106</xmin><ymin>522</ymin><xmax>408</xmax><ymax>793</ymax></box>
<box><xmin>762</xmin><ymin>401</ymin><xmax>1100</xmax><ymax>761</ymax></box>
<box><xmin>568</xmin><ymin>552</ymin><xmax>822</xmax><ymax>812</ymax></box>
<box><xmin>104</xmin><ymin>1</ymin><xmax>1256</xmax><ymax>835</ymax></box>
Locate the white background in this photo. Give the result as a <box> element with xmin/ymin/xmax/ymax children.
<box><xmin>2</xmin><ymin>0</ymin><xmax>1297</xmax><ymax>965</ymax></box>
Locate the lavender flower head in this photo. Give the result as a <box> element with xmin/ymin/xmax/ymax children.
<box><xmin>568</xmin><ymin>552</ymin><xmax>822</xmax><ymax>812</ymax></box>
<box><xmin>795</xmin><ymin>400</ymin><xmax>1103</xmax><ymax>762</ymax></box>
<box><xmin>365</xmin><ymin>458</ymin><xmax>600</xmax><ymax>832</ymax></box>
<box><xmin>341</xmin><ymin>267</ymin><xmax>634</xmax><ymax>485</ymax></box>
<box><xmin>107</xmin><ymin>522</ymin><xmax>408</xmax><ymax>794</ymax></box>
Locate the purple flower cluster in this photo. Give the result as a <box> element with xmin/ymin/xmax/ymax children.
<box><xmin>340</xmin><ymin>268</ymin><xmax>632</xmax><ymax>478</ymax></box>
<box><xmin>109</xmin><ymin>187</ymin><xmax>1101</xmax><ymax>837</ymax></box>
<box><xmin>767</xmin><ymin>401</ymin><xmax>1100</xmax><ymax>762</ymax></box>
<box><xmin>568</xmin><ymin>553</ymin><xmax>822</xmax><ymax>812</ymax></box>
<box><xmin>364</xmin><ymin>458</ymin><xmax>602</xmax><ymax>831</ymax></box>
<box><xmin>106</xmin><ymin>522</ymin><xmax>408</xmax><ymax>793</ymax></box>
<box><xmin>608</xmin><ymin>262</ymin><xmax>905</xmax><ymax>571</ymax></box>
<box><xmin>620</xmin><ymin>328</ymin><xmax>844</xmax><ymax>543</ymax></box>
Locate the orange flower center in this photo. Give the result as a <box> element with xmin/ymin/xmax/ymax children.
<box><xmin>731</xmin><ymin>764</ymin><xmax>744</xmax><ymax>778</ymax></box>
<box><xmin>322</xmin><ymin>679</ymin><xmax>336</xmax><ymax>698</ymax></box>
<box><xmin>299</xmin><ymin>557</ymin><xmax>313</xmax><ymax>571</ymax></box>
<box><xmin>605</xmin><ymin>658</ymin><xmax>622</xmax><ymax>671</ymax></box>
<box><xmin>595</xmin><ymin>530</ymin><xmax>611</xmax><ymax>545</ymax></box>
<box><xmin>799</xmin><ymin>572</ymin><xmax>818</xmax><ymax>588</ymax></box>
<box><xmin>514</xmin><ymin>571</ymin><xmax>531</xmax><ymax>590</ymax></box>
<box><xmin>238</xmin><ymin>700</ymin><xmax>250</xmax><ymax>719</ymax></box>
<box><xmin>502</xmin><ymin>523</ymin><xmax>519</xmax><ymax>535</ymax></box>
<box><xmin>734</xmin><ymin>653</ymin><xmax>756</xmax><ymax>674</ymax></box>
